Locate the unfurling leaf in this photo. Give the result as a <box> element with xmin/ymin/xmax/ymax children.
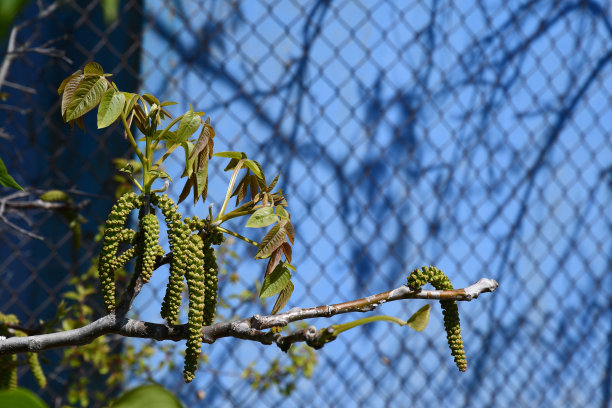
<box><xmin>83</xmin><ymin>62</ymin><xmax>104</xmax><ymax>75</ymax></box>
<box><xmin>60</xmin><ymin>74</ymin><xmax>84</xmax><ymax>118</ymax></box>
<box><xmin>276</xmin><ymin>205</ymin><xmax>289</xmax><ymax>220</ymax></box>
<box><xmin>246</xmin><ymin>207</ymin><xmax>277</xmax><ymax>228</ymax></box>
<box><xmin>175</xmin><ymin>108</ymin><xmax>201</xmax><ymax>143</ymax></box>
<box><xmin>406</xmin><ymin>304</ymin><xmax>431</xmax><ymax>332</ymax></box>
<box><xmin>0</xmin><ymin>155</ymin><xmax>23</xmax><ymax>190</ymax></box>
<box><xmin>213</xmin><ymin>151</ymin><xmax>244</xmax><ymax>159</ymax></box>
<box><xmin>65</xmin><ymin>75</ymin><xmax>108</xmax><ymax>122</ymax></box>
<box><xmin>271</xmin><ymin>280</ymin><xmax>294</xmax><ymax>314</ymax></box>
<box><xmin>260</xmin><ymin>263</ymin><xmax>291</xmax><ymax>298</ymax></box>
<box><xmin>58</xmin><ymin>70</ymin><xmax>82</xmax><ymax>95</ymax></box>
<box><xmin>244</xmin><ymin>159</ymin><xmax>264</xmax><ymax>181</ymax></box>
<box><xmin>254</xmin><ymin>223</ymin><xmax>286</xmax><ymax>259</ymax></box>
<box><xmin>265</xmin><ymin>247</ymin><xmax>283</xmax><ymax>278</ymax></box>
<box><xmin>97</xmin><ymin>89</ymin><xmax>125</xmax><ymax>128</ymax></box>
<box><xmin>141</xmin><ymin>93</ymin><xmax>160</xmax><ymax>107</ymax></box>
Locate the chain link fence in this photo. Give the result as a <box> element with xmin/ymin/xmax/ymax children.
<box><xmin>1</xmin><ymin>0</ymin><xmax>611</xmax><ymax>407</ymax></box>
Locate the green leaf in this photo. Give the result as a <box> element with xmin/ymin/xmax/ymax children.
<box><xmin>111</xmin><ymin>384</ymin><xmax>183</xmax><ymax>408</ymax></box>
<box><xmin>97</xmin><ymin>89</ymin><xmax>125</xmax><ymax>128</ymax></box>
<box><xmin>180</xmin><ymin>141</ymin><xmax>195</xmax><ymax>177</ymax></box>
<box><xmin>406</xmin><ymin>304</ymin><xmax>431</xmax><ymax>332</ymax></box>
<box><xmin>271</xmin><ymin>280</ymin><xmax>294</xmax><ymax>314</ymax></box>
<box><xmin>0</xmin><ymin>388</ymin><xmax>48</xmax><ymax>408</ymax></box>
<box><xmin>60</xmin><ymin>74</ymin><xmax>84</xmax><ymax>119</ymax></box>
<box><xmin>275</xmin><ymin>205</ymin><xmax>289</xmax><ymax>220</ymax></box>
<box><xmin>213</xmin><ymin>151</ymin><xmax>245</xmax><ymax>159</ymax></box>
<box><xmin>254</xmin><ymin>223</ymin><xmax>287</xmax><ymax>259</ymax></box>
<box><xmin>122</xmin><ymin>92</ymin><xmax>139</xmax><ymax>115</ymax></box>
<box><xmin>40</xmin><ymin>189</ymin><xmax>71</xmax><ymax>202</ymax></box>
<box><xmin>83</xmin><ymin>62</ymin><xmax>104</xmax><ymax>75</ymax></box>
<box><xmin>243</xmin><ymin>159</ymin><xmax>264</xmax><ymax>181</ymax></box>
<box><xmin>141</xmin><ymin>93</ymin><xmax>160</xmax><ymax>106</ymax></box>
<box><xmin>0</xmin><ymin>155</ymin><xmax>23</xmax><ymax>190</ymax></box>
<box><xmin>58</xmin><ymin>70</ymin><xmax>82</xmax><ymax>95</ymax></box>
<box><xmin>160</xmin><ymin>101</ymin><xmax>178</xmax><ymax>107</ymax></box>
<box><xmin>175</xmin><ymin>108</ymin><xmax>201</xmax><ymax>144</ymax></box>
<box><xmin>246</xmin><ymin>207</ymin><xmax>277</xmax><ymax>228</ymax></box>
<box><xmin>65</xmin><ymin>75</ymin><xmax>108</xmax><ymax>121</ymax></box>
<box><xmin>260</xmin><ymin>263</ymin><xmax>291</xmax><ymax>298</ymax></box>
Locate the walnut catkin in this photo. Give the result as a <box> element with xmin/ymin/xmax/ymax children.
<box><xmin>98</xmin><ymin>192</ymin><xmax>142</xmax><ymax>312</ymax></box>
<box><xmin>407</xmin><ymin>266</ymin><xmax>467</xmax><ymax>371</ymax></box>
<box><xmin>183</xmin><ymin>233</ymin><xmax>206</xmax><ymax>382</ymax></box>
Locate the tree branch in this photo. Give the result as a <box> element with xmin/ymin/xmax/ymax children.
<box><xmin>0</xmin><ymin>278</ymin><xmax>498</xmax><ymax>355</ymax></box>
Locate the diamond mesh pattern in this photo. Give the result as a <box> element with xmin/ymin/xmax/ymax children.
<box><xmin>1</xmin><ymin>1</ymin><xmax>611</xmax><ymax>407</ymax></box>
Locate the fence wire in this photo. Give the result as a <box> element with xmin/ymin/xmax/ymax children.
<box><xmin>1</xmin><ymin>1</ymin><xmax>611</xmax><ymax>407</ymax></box>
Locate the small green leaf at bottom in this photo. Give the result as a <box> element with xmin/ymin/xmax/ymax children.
<box><xmin>406</xmin><ymin>304</ymin><xmax>431</xmax><ymax>332</ymax></box>
<box><xmin>260</xmin><ymin>263</ymin><xmax>291</xmax><ymax>298</ymax></box>
<box><xmin>0</xmin><ymin>388</ymin><xmax>48</xmax><ymax>408</ymax></box>
<box><xmin>271</xmin><ymin>280</ymin><xmax>294</xmax><ymax>314</ymax></box>
<box><xmin>111</xmin><ymin>384</ymin><xmax>183</xmax><ymax>408</ymax></box>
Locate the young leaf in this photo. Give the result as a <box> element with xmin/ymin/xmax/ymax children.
<box><xmin>284</xmin><ymin>221</ymin><xmax>295</xmax><ymax>244</ymax></box>
<box><xmin>97</xmin><ymin>89</ymin><xmax>125</xmax><ymax>128</ymax></box>
<box><xmin>243</xmin><ymin>159</ymin><xmax>264</xmax><ymax>181</ymax></box>
<box><xmin>406</xmin><ymin>304</ymin><xmax>431</xmax><ymax>332</ymax></box>
<box><xmin>260</xmin><ymin>263</ymin><xmax>291</xmax><ymax>298</ymax></box>
<box><xmin>266</xmin><ymin>172</ymin><xmax>280</xmax><ymax>191</ymax></box>
<box><xmin>264</xmin><ymin>247</ymin><xmax>283</xmax><ymax>278</ymax></box>
<box><xmin>276</xmin><ymin>205</ymin><xmax>289</xmax><ymax>220</ymax></box>
<box><xmin>213</xmin><ymin>151</ymin><xmax>244</xmax><ymax>159</ymax></box>
<box><xmin>280</xmin><ymin>242</ymin><xmax>292</xmax><ymax>263</ymax></box>
<box><xmin>58</xmin><ymin>70</ymin><xmax>82</xmax><ymax>95</ymax></box>
<box><xmin>180</xmin><ymin>141</ymin><xmax>195</xmax><ymax>177</ymax></box>
<box><xmin>189</xmin><ymin>123</ymin><xmax>211</xmax><ymax>160</ymax></box>
<box><xmin>271</xmin><ymin>280</ymin><xmax>294</xmax><ymax>314</ymax></box>
<box><xmin>60</xmin><ymin>74</ymin><xmax>84</xmax><ymax>119</ymax></box>
<box><xmin>246</xmin><ymin>207</ymin><xmax>277</xmax><ymax>228</ymax></box>
<box><xmin>83</xmin><ymin>62</ymin><xmax>104</xmax><ymax>75</ymax></box>
<box><xmin>141</xmin><ymin>93</ymin><xmax>160</xmax><ymax>106</ymax></box>
<box><xmin>65</xmin><ymin>75</ymin><xmax>108</xmax><ymax>121</ymax></box>
<box><xmin>255</xmin><ymin>223</ymin><xmax>286</xmax><ymax>259</ymax></box>
<box><xmin>122</xmin><ymin>92</ymin><xmax>139</xmax><ymax>115</ymax></box>
<box><xmin>0</xmin><ymin>155</ymin><xmax>23</xmax><ymax>190</ymax></box>
<box><xmin>160</xmin><ymin>101</ymin><xmax>178</xmax><ymax>107</ymax></box>
<box><xmin>175</xmin><ymin>108</ymin><xmax>201</xmax><ymax>143</ymax></box>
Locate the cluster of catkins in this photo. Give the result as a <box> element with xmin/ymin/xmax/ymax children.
<box><xmin>0</xmin><ymin>313</ymin><xmax>46</xmax><ymax>390</ymax></box>
<box><xmin>407</xmin><ymin>266</ymin><xmax>468</xmax><ymax>371</ymax></box>
<box><xmin>98</xmin><ymin>192</ymin><xmax>222</xmax><ymax>382</ymax></box>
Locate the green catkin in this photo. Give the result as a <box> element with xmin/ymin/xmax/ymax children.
<box><xmin>135</xmin><ymin>214</ymin><xmax>161</xmax><ymax>283</ymax></box>
<box><xmin>99</xmin><ymin>192</ymin><xmax>142</xmax><ymax>312</ymax></box>
<box><xmin>26</xmin><ymin>352</ymin><xmax>46</xmax><ymax>388</ymax></box>
<box><xmin>153</xmin><ymin>194</ymin><xmax>187</xmax><ymax>323</ymax></box>
<box><xmin>0</xmin><ymin>354</ymin><xmax>17</xmax><ymax>390</ymax></box>
<box><xmin>202</xmin><ymin>230</ymin><xmax>223</xmax><ymax>326</ymax></box>
<box><xmin>407</xmin><ymin>266</ymin><xmax>468</xmax><ymax>371</ymax></box>
<box><xmin>183</xmin><ymin>234</ymin><xmax>206</xmax><ymax>383</ymax></box>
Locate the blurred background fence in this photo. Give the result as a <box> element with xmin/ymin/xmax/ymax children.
<box><xmin>1</xmin><ymin>1</ymin><xmax>611</xmax><ymax>407</ymax></box>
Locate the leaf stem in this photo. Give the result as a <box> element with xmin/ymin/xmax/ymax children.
<box><xmin>120</xmin><ymin>112</ymin><xmax>146</xmax><ymax>170</ymax></box>
<box><xmin>216</xmin><ymin>226</ymin><xmax>258</xmax><ymax>247</ymax></box>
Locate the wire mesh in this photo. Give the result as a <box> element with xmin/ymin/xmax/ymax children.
<box><xmin>1</xmin><ymin>1</ymin><xmax>611</xmax><ymax>407</ymax></box>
